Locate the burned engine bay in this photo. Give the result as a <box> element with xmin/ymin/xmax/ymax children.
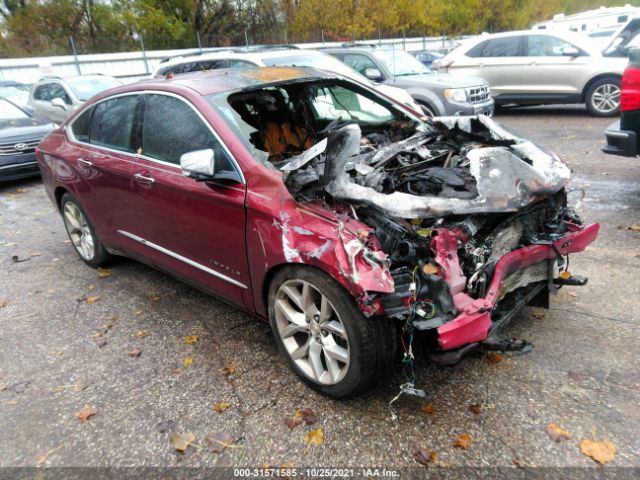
<box><xmin>224</xmin><ymin>78</ymin><xmax>592</xmax><ymax>367</ymax></box>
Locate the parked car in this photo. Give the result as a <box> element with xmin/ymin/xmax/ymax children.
<box><xmin>440</xmin><ymin>30</ymin><xmax>628</xmax><ymax>116</ymax></box>
<box><xmin>602</xmin><ymin>17</ymin><xmax>640</xmax><ymax>57</ymax></box>
<box><xmin>323</xmin><ymin>44</ymin><xmax>494</xmax><ymax>117</ymax></box>
<box><xmin>411</xmin><ymin>50</ymin><xmax>443</xmax><ymax>68</ymax></box>
<box><xmin>36</xmin><ymin>67</ymin><xmax>598</xmax><ymax>398</ymax></box>
<box><xmin>0</xmin><ymin>98</ymin><xmax>54</xmax><ymax>181</ymax></box>
<box><xmin>28</xmin><ymin>75</ymin><xmax>122</xmax><ymax>124</ymax></box>
<box><xmin>152</xmin><ymin>47</ymin><xmax>423</xmax><ymax>113</ymax></box>
<box><xmin>0</xmin><ymin>80</ymin><xmax>31</xmax><ymax>109</ymax></box>
<box><xmin>604</xmin><ymin>47</ymin><xmax>640</xmax><ymax>156</ymax></box>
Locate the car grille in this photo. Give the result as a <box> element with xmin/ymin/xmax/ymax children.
<box><xmin>0</xmin><ymin>138</ymin><xmax>42</xmax><ymax>156</ymax></box>
<box><xmin>465</xmin><ymin>85</ymin><xmax>490</xmax><ymax>104</ymax></box>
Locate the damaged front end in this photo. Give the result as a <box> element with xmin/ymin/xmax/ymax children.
<box><xmin>210</xmin><ymin>74</ymin><xmax>599</xmax><ymax>366</ymax></box>
<box><xmin>280</xmin><ymin>114</ymin><xmax>598</xmax><ymax>362</ymax></box>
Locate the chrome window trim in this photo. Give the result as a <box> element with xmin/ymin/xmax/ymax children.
<box><xmin>66</xmin><ymin>89</ymin><xmax>246</xmax><ymax>184</ymax></box>
<box><xmin>117</xmin><ymin>230</ymin><xmax>248</xmax><ymax>289</ymax></box>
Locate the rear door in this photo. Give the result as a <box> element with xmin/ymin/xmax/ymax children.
<box><xmin>458</xmin><ymin>36</ymin><xmax>526</xmax><ymax>101</ymax></box>
<box><xmin>66</xmin><ymin>94</ymin><xmax>149</xmax><ymax>255</ymax></box>
<box><xmin>523</xmin><ymin>34</ymin><xmax>591</xmax><ymax>98</ymax></box>
<box><xmin>131</xmin><ymin>92</ymin><xmax>251</xmax><ymax>308</ymax></box>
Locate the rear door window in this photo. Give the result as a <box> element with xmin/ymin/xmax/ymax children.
<box><xmin>89</xmin><ymin>95</ymin><xmax>140</xmax><ymax>153</ymax></box>
<box><xmin>33</xmin><ymin>84</ymin><xmax>53</xmax><ymax>101</ymax></box>
<box><xmin>526</xmin><ymin>35</ymin><xmax>581</xmax><ymax>56</ymax></box>
<box><xmin>475</xmin><ymin>37</ymin><xmax>523</xmax><ymax>57</ymax></box>
<box><xmin>49</xmin><ymin>84</ymin><xmax>72</xmax><ymax>104</ymax></box>
<box><xmin>141</xmin><ymin>93</ymin><xmax>233</xmax><ymax>170</ymax></box>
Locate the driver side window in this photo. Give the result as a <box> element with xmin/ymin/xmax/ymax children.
<box><xmin>342</xmin><ymin>54</ymin><xmax>378</xmax><ymax>76</ymax></box>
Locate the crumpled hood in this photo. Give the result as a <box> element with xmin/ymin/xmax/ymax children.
<box><xmin>289</xmin><ymin>115</ymin><xmax>570</xmax><ymax>219</ymax></box>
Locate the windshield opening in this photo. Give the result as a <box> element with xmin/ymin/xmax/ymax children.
<box><xmin>67</xmin><ymin>77</ymin><xmax>121</xmax><ymax>101</ymax></box>
<box><xmin>372</xmin><ymin>49</ymin><xmax>431</xmax><ymax>76</ymax></box>
<box><xmin>207</xmin><ymin>78</ymin><xmax>422</xmax><ymax>166</ymax></box>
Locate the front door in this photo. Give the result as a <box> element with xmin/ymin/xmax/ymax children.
<box><xmin>130</xmin><ymin>93</ymin><xmax>251</xmax><ymax>308</ymax></box>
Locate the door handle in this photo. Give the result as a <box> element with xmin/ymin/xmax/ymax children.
<box><xmin>77</xmin><ymin>158</ymin><xmax>92</xmax><ymax>167</ymax></box>
<box><xmin>133</xmin><ymin>173</ymin><xmax>155</xmax><ymax>185</ymax></box>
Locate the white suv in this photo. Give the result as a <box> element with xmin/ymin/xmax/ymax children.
<box><xmin>440</xmin><ymin>30</ymin><xmax>628</xmax><ymax>116</ymax></box>
<box><xmin>152</xmin><ymin>47</ymin><xmax>423</xmax><ymax>113</ymax></box>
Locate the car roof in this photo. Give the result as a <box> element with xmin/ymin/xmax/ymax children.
<box><xmin>107</xmin><ymin>66</ymin><xmax>336</xmax><ymax>98</ymax></box>
<box><xmin>155</xmin><ymin>48</ymin><xmax>322</xmax><ymax>72</ymax></box>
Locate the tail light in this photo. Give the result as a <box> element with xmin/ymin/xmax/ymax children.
<box><xmin>620</xmin><ymin>66</ymin><xmax>640</xmax><ymax>112</ymax></box>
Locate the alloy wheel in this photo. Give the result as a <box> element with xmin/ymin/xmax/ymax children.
<box><xmin>274</xmin><ymin>279</ymin><xmax>350</xmax><ymax>385</ymax></box>
<box><xmin>591</xmin><ymin>83</ymin><xmax>620</xmax><ymax>114</ymax></box>
<box><xmin>63</xmin><ymin>202</ymin><xmax>95</xmax><ymax>261</ymax></box>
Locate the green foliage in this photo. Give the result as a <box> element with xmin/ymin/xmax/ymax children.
<box><xmin>1</xmin><ymin>0</ymin><xmax>640</xmax><ymax>57</ymax></box>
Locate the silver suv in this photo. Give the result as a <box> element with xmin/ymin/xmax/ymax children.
<box><xmin>28</xmin><ymin>75</ymin><xmax>121</xmax><ymax>124</ymax></box>
<box><xmin>440</xmin><ymin>30</ymin><xmax>628</xmax><ymax>116</ymax></box>
<box><xmin>324</xmin><ymin>45</ymin><xmax>494</xmax><ymax>117</ymax></box>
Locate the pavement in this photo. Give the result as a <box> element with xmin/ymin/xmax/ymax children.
<box><xmin>0</xmin><ymin>105</ymin><xmax>639</xmax><ymax>475</ymax></box>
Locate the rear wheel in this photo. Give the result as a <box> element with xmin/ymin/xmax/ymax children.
<box><xmin>61</xmin><ymin>192</ymin><xmax>112</xmax><ymax>268</ymax></box>
<box><xmin>268</xmin><ymin>266</ymin><xmax>397</xmax><ymax>398</ymax></box>
<box><xmin>586</xmin><ymin>77</ymin><xmax>621</xmax><ymax>116</ymax></box>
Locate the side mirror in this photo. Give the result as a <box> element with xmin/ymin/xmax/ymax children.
<box><xmin>561</xmin><ymin>46</ymin><xmax>580</xmax><ymax>57</ymax></box>
<box><xmin>363</xmin><ymin>67</ymin><xmax>383</xmax><ymax>81</ymax></box>
<box><xmin>180</xmin><ymin>149</ymin><xmax>215</xmax><ymax>180</ymax></box>
<box><xmin>51</xmin><ymin>97</ymin><xmax>68</xmax><ymax>110</ymax></box>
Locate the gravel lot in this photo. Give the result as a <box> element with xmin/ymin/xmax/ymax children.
<box><xmin>1</xmin><ymin>105</ymin><xmax>639</xmax><ymax>474</ymax></box>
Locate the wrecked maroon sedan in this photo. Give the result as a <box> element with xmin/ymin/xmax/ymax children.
<box><xmin>36</xmin><ymin>67</ymin><xmax>599</xmax><ymax>398</ymax></box>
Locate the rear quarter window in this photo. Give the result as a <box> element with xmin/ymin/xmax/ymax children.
<box><xmin>89</xmin><ymin>95</ymin><xmax>139</xmax><ymax>153</ymax></box>
<box><xmin>71</xmin><ymin>107</ymin><xmax>93</xmax><ymax>142</ymax></box>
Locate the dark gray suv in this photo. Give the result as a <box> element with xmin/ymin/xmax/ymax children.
<box><xmin>324</xmin><ymin>45</ymin><xmax>494</xmax><ymax>117</ymax></box>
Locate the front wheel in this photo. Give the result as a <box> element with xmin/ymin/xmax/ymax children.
<box><xmin>268</xmin><ymin>266</ymin><xmax>396</xmax><ymax>398</ymax></box>
<box><xmin>586</xmin><ymin>77</ymin><xmax>621</xmax><ymax>117</ymax></box>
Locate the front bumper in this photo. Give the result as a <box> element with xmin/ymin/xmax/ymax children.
<box><xmin>445</xmin><ymin>97</ymin><xmax>495</xmax><ymax>117</ymax></box>
<box><xmin>602</xmin><ymin>120</ymin><xmax>638</xmax><ymax>157</ymax></box>
<box><xmin>0</xmin><ymin>153</ymin><xmax>40</xmax><ymax>182</ymax></box>
<box><xmin>433</xmin><ymin>223</ymin><xmax>600</xmax><ymax>350</ymax></box>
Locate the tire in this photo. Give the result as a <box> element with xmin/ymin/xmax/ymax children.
<box><xmin>268</xmin><ymin>265</ymin><xmax>397</xmax><ymax>399</ymax></box>
<box><xmin>60</xmin><ymin>192</ymin><xmax>112</xmax><ymax>268</ymax></box>
<box><xmin>586</xmin><ymin>77</ymin><xmax>621</xmax><ymax>117</ymax></box>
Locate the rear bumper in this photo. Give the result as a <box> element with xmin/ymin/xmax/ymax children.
<box><xmin>602</xmin><ymin>120</ymin><xmax>638</xmax><ymax>157</ymax></box>
<box><xmin>435</xmin><ymin>223</ymin><xmax>600</xmax><ymax>350</ymax></box>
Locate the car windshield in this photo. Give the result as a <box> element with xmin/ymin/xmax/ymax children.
<box><xmin>372</xmin><ymin>49</ymin><xmax>432</xmax><ymax>76</ymax></box>
<box><xmin>207</xmin><ymin>78</ymin><xmax>421</xmax><ymax>166</ymax></box>
<box><xmin>0</xmin><ymin>98</ymin><xmax>29</xmax><ymax>120</ymax></box>
<box><xmin>0</xmin><ymin>84</ymin><xmax>29</xmax><ymax>99</ymax></box>
<box><xmin>265</xmin><ymin>53</ymin><xmax>371</xmax><ymax>84</ymax></box>
<box><xmin>66</xmin><ymin>76</ymin><xmax>121</xmax><ymax>101</ymax></box>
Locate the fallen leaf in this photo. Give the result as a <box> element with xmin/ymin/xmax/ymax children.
<box><xmin>35</xmin><ymin>444</ymin><xmax>64</xmax><ymax>465</ymax></box>
<box><xmin>77</xmin><ymin>405</ymin><xmax>97</xmax><ymax>422</ymax></box>
<box><xmin>183</xmin><ymin>357</ymin><xmax>193</xmax><ymax>368</ymax></box>
<box><xmin>487</xmin><ymin>352</ymin><xmax>503</xmax><ymax>364</ymax></box>
<box><xmin>184</xmin><ymin>335</ymin><xmax>199</xmax><ymax>345</ymax></box>
<box><xmin>6</xmin><ymin>399</ymin><xmax>18</xmax><ymax>405</ymax></box>
<box><xmin>546</xmin><ymin>423</ymin><xmax>571</xmax><ymax>442</ymax></box>
<box><xmin>421</xmin><ymin>404</ymin><xmax>436</xmax><ymax>415</ymax></box>
<box><xmin>128</xmin><ymin>348</ymin><xmax>142</xmax><ymax>358</ymax></box>
<box><xmin>219</xmin><ymin>365</ymin><xmax>236</xmax><ymax>376</ymax></box>
<box><xmin>29</xmin><ymin>252</ymin><xmax>42</xmax><ymax>257</ymax></box>
<box><xmin>580</xmin><ymin>439</ymin><xmax>616</xmax><ymax>464</ymax></box>
<box><xmin>88</xmin><ymin>284</ymin><xmax>95</xmax><ymax>291</ymax></box>
<box><xmin>628</xmin><ymin>224</ymin><xmax>640</xmax><ymax>232</ymax></box>
<box><xmin>0</xmin><ymin>301</ymin><xmax>8</xmax><ymax>308</ymax></box>
<box><xmin>52</xmin><ymin>383</ymin><xmax>87</xmax><ymax>393</ymax></box>
<box><xmin>0</xmin><ymin>384</ymin><xmax>7</xmax><ymax>392</ymax></box>
<box><xmin>531</xmin><ymin>310</ymin><xmax>546</xmax><ymax>320</ymax></box>
<box><xmin>213</xmin><ymin>402</ymin><xmax>230</xmax><ymax>413</ymax></box>
<box><xmin>303</xmin><ymin>428</ymin><xmax>324</xmax><ymax>447</ymax></box>
<box><xmin>469</xmin><ymin>403</ymin><xmax>482</xmax><ymax>415</ymax></box>
<box><xmin>207</xmin><ymin>432</ymin><xmax>240</xmax><ymax>453</ymax></box>
<box><xmin>413</xmin><ymin>449</ymin><xmax>438</xmax><ymax>466</ymax></box>
<box><xmin>133</xmin><ymin>330</ymin><xmax>150</xmax><ymax>339</ymax></box>
<box><xmin>86</xmin><ymin>296</ymin><xmax>100</xmax><ymax>305</ymax></box>
<box><xmin>453</xmin><ymin>433</ymin><xmax>472</xmax><ymax>449</ymax></box>
<box><xmin>568</xmin><ymin>370</ymin><xmax>584</xmax><ymax>381</ymax></box>
<box><xmin>150</xmin><ymin>295</ymin><xmax>162</xmax><ymax>302</ymax></box>
<box><xmin>512</xmin><ymin>457</ymin><xmax>525</xmax><ymax>468</ymax></box>
<box><xmin>285</xmin><ymin>408</ymin><xmax>317</xmax><ymax>429</ymax></box>
<box><xmin>170</xmin><ymin>432</ymin><xmax>196</xmax><ymax>453</ymax></box>
<box><xmin>97</xmin><ymin>268</ymin><xmax>110</xmax><ymax>278</ymax></box>
<box><xmin>567</xmin><ymin>291</ymin><xmax>578</xmax><ymax>298</ymax></box>
<box><xmin>134</xmin><ymin>309</ymin><xmax>142</xmax><ymax>316</ymax></box>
